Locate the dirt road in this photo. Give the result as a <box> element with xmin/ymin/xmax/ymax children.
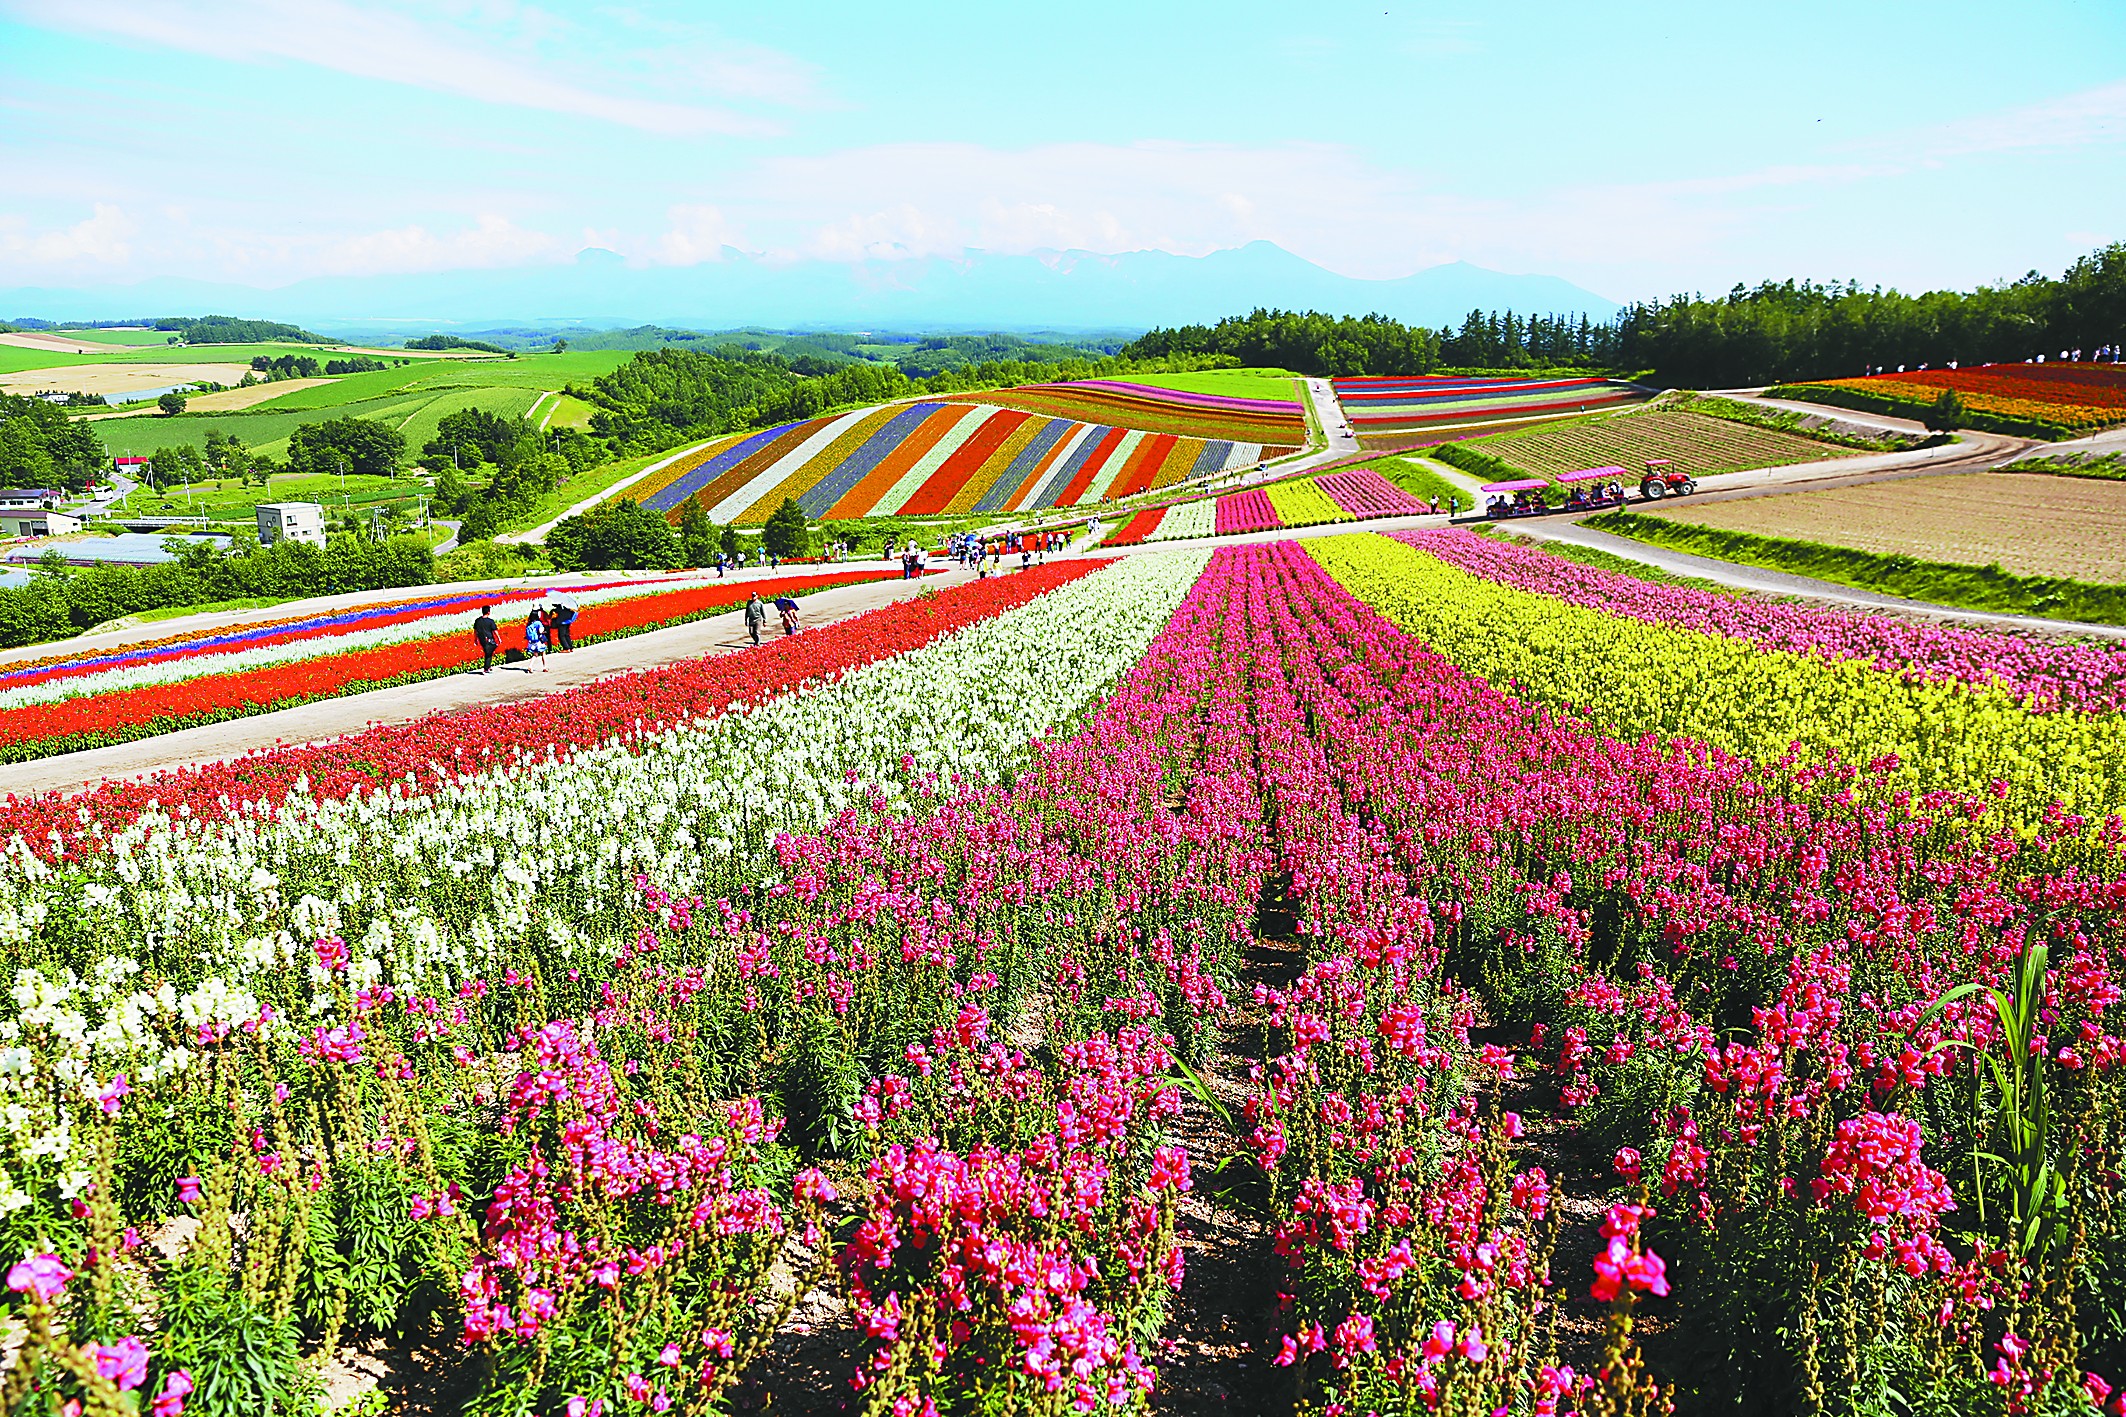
<box><xmin>9</xmin><ymin>563</ymin><xmax>979</xmax><ymax>800</ymax></box>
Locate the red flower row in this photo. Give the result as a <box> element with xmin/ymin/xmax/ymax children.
<box><xmin>2</xmin><ymin>562</ymin><xmax>1107</xmax><ymax>852</ymax></box>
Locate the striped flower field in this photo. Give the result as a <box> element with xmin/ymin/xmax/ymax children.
<box><xmin>626</xmin><ymin>384</ymin><xmax>1304</xmax><ymax>526</ymax></box>
<box><xmin>1333</xmin><ymin>374</ymin><xmax>1645</xmax><ymax>441</ymax></box>
<box><xmin>1102</xmin><ymin>469</ymin><xmax>1428</xmax><ymax>545</ymax></box>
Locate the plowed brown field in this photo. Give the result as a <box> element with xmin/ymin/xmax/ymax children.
<box><xmin>1641</xmin><ymin>471</ymin><xmax>2126</xmax><ymax>583</ymax></box>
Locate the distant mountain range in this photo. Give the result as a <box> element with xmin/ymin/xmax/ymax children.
<box><xmin>1</xmin><ymin>241</ymin><xmax>1621</xmax><ymax>336</ymax></box>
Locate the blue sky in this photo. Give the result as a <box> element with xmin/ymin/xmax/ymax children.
<box><xmin>1</xmin><ymin>0</ymin><xmax>2121</xmax><ymax>304</ymax></box>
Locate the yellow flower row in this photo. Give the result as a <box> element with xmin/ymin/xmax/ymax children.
<box><xmin>1306</xmin><ymin>533</ymin><xmax>2126</xmax><ymax>829</ymax></box>
<box><xmin>1265</xmin><ymin>478</ymin><xmax>1349</xmax><ymax>529</ymax></box>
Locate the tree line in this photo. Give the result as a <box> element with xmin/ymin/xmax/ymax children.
<box><xmin>1121</xmin><ymin>242</ymin><xmax>2126</xmax><ymax>386</ymax></box>
<box><xmin>158</xmin><ymin>316</ymin><xmax>328</xmax><ymax>344</ymax></box>
<box><xmin>0</xmin><ymin>532</ymin><xmax>434</xmax><ymax>648</ymax></box>
<box><xmin>0</xmin><ymin>395</ymin><xmax>106</xmax><ymax>493</ymax></box>
<box><xmin>577</xmin><ymin>347</ymin><xmax>1238</xmax><ymax>456</ymax></box>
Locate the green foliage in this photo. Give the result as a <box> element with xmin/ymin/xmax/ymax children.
<box><xmin>0</xmin><ymin>532</ymin><xmax>436</xmax><ymax>648</ymax></box>
<box><xmin>1431</xmin><ymin>440</ymin><xmax>1523</xmax><ymax>484</ymax></box>
<box><xmin>0</xmin><ymin>393</ymin><xmax>105</xmax><ymax>492</ymax></box>
<box><xmin>547</xmin><ymin>498</ymin><xmax>681</xmax><ymax>571</ymax></box>
<box><xmin>1365</xmin><ymin>456</ymin><xmax>1469</xmax><ymax>510</ymax></box>
<box><xmin>423</xmin><ymin>406</ymin><xmax>519</xmax><ymax>470</ymax></box>
<box><xmin>2021</xmin><ymin>453</ymin><xmax>2126</xmax><ymax>482</ymax></box>
<box><xmin>323</xmin><ymin>355</ymin><xmax>389</xmax><ymax>375</ymax></box>
<box><xmin>435</xmin><ymin>539</ymin><xmax>550</xmax><ymax>582</ymax></box>
<box><xmin>1617</xmin><ymin>242</ymin><xmax>2126</xmax><ymax>385</ymax></box>
<box><xmin>288</xmin><ymin>416</ymin><xmax>407</xmax><ymax>478</ymax></box>
<box><xmin>405</xmin><ymin>334</ymin><xmax>507</xmax><ymax>353</ymax></box>
<box><xmin>1438</xmin><ymin>309</ymin><xmax>1614</xmax><ymax>369</ymax></box>
<box><xmin>1672</xmin><ymin>392</ymin><xmax>1920</xmax><ymax>450</ymax></box>
<box><xmin>761</xmin><ymin>496</ymin><xmax>812</xmax><ymax>561</ymax></box>
<box><xmin>157</xmin><ymin>391</ymin><xmax>188</xmax><ymax>416</ymax></box>
<box><xmin>251</xmin><ymin>354</ymin><xmax>322</xmax><ymax>380</ymax></box>
<box><xmin>1586</xmin><ymin>510</ymin><xmax>2126</xmax><ymax>625</ymax></box>
<box><xmin>158</xmin><ymin>314</ymin><xmax>328</xmax><ymax>344</ymax></box>
<box><xmin>676</xmin><ymin>497</ymin><xmax>716</xmax><ymax>568</ymax></box>
<box><xmin>1925</xmin><ymin>388</ymin><xmax>1967</xmax><ymax>432</ymax></box>
<box><xmin>1125</xmin><ymin>308</ymin><xmax>1438</xmax><ymax>376</ymax></box>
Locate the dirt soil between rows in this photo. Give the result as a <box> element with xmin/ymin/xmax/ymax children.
<box><xmin>1636</xmin><ymin>469</ymin><xmax>2126</xmax><ymax>583</ymax></box>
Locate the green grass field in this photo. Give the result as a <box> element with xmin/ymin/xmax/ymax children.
<box><xmin>82</xmin><ymin>351</ymin><xmax>627</xmax><ymax>458</ymax></box>
<box><xmin>1124</xmin><ymin>369</ymin><xmax>1306</xmax><ymax>404</ymax></box>
<box><xmin>46</xmin><ymin>328</ymin><xmax>178</xmax><ymax>346</ymax></box>
<box><xmin>112</xmin><ymin>471</ymin><xmax>432</xmax><ymax>520</ymax></box>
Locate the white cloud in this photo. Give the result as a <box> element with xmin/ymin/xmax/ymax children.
<box><xmin>0</xmin><ymin>203</ymin><xmax>136</xmax><ymax>267</ymax></box>
<box><xmin>318</xmin><ymin>214</ymin><xmax>560</xmax><ymax>275</ymax></box>
<box><xmin>654</xmin><ymin>204</ymin><xmax>745</xmax><ymax>265</ymax></box>
<box><xmin>749</xmin><ymin>141</ymin><xmax>1410</xmax><ymax>269</ymax></box>
<box><xmin>0</xmin><ymin>0</ymin><xmax>777</xmax><ymax>136</ymax></box>
<box><xmin>1883</xmin><ymin>78</ymin><xmax>2126</xmax><ymax>160</ymax></box>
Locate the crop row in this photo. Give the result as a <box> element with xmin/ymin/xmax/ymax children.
<box><xmin>628</xmin><ymin>393</ymin><xmax>1298</xmax><ymax>526</ymax></box>
<box><xmin>1325</xmin><ymin>530</ymin><xmax>2126</xmax><ymax>828</ymax></box>
<box><xmin>1798</xmin><ymin>373</ymin><xmax>2125</xmax><ymax>432</ymax></box>
<box><xmin>0</xmin><ymin>570</ymin><xmax>916</xmax><ymax>764</ymax></box>
<box><xmin>0</xmin><ymin>537</ymin><xmax>2123</xmax><ymax>1413</ymax></box>
<box><xmin>1330</xmin><ymin>375</ymin><xmax>1643</xmax><ymax>430</ymax></box>
<box><xmin>1474</xmin><ymin>409</ymin><xmax>1854</xmax><ymax>479</ymax></box>
<box><xmin>1106</xmin><ymin>471</ymin><xmax>1429</xmax><ymax>546</ymax></box>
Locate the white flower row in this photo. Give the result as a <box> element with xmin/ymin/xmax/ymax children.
<box><xmin>1148</xmin><ymin>498</ymin><xmax>1216</xmax><ymax>542</ymax></box>
<box><xmin>0</xmin><ymin>580</ymin><xmax>677</xmax><ymax>711</ymax></box>
<box><xmin>0</xmin><ymin>548</ymin><xmax>1208</xmax><ymax>1078</ymax></box>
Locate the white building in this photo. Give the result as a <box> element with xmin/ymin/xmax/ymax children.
<box><xmin>0</xmin><ymin>489</ymin><xmax>63</xmax><ymax>512</ymax></box>
<box><xmin>256</xmin><ymin>502</ymin><xmax>326</xmax><ymax>547</ymax></box>
<box><xmin>4</xmin><ymin>510</ymin><xmax>83</xmax><ymax>538</ymax></box>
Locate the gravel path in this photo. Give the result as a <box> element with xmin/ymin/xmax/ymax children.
<box><xmin>8</xmin><ymin>563</ymin><xmax>983</xmax><ymax>799</ymax></box>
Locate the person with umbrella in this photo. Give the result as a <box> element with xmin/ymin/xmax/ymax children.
<box><xmin>776</xmin><ymin>595</ymin><xmax>801</xmax><ymax>636</ymax></box>
<box><xmin>549</xmin><ymin>595</ymin><xmax>578</xmax><ymax>652</ymax></box>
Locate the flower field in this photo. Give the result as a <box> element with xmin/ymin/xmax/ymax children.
<box><xmin>0</xmin><ymin>568</ymin><xmax>908</xmax><ymax>764</ymax></box>
<box><xmin>2</xmin><ymin>526</ymin><xmax>2125</xmax><ymax>1417</ymax></box>
<box><xmin>1331</xmin><ymin>373</ymin><xmax>1646</xmax><ymax>440</ymax></box>
<box><xmin>1786</xmin><ymin>363</ymin><xmax>2126</xmax><ymax>434</ymax></box>
<box><xmin>1102</xmin><ymin>470</ymin><xmax>1432</xmax><ymax>544</ymax></box>
<box><xmin>624</xmin><ymin>384</ymin><xmax>1302</xmax><ymax>527</ymax></box>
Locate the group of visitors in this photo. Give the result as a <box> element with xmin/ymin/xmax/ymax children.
<box><xmin>742</xmin><ymin>591</ymin><xmax>801</xmax><ymax>644</ymax></box>
<box><xmin>713</xmin><ymin>547</ymin><xmax>784</xmax><ymax>576</ymax></box>
<box><xmin>471</xmin><ymin>599</ymin><xmax>577</xmax><ymax>674</ymax></box>
<box><xmin>949</xmin><ymin>529</ymin><xmax>1070</xmax><ymax>578</ymax></box>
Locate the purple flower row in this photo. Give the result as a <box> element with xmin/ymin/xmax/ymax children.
<box><xmin>1392</xmin><ymin>528</ymin><xmax>2126</xmax><ymax>714</ymax></box>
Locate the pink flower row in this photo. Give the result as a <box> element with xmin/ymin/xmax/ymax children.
<box><xmin>1392</xmin><ymin>526</ymin><xmax>2126</xmax><ymax>713</ymax></box>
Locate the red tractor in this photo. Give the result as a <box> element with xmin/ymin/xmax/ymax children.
<box><xmin>1637</xmin><ymin>459</ymin><xmax>1698</xmax><ymax>500</ymax></box>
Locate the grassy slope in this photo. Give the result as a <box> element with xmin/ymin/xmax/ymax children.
<box><xmin>112</xmin><ymin>471</ymin><xmax>430</xmax><ymax>519</ymax></box>
<box><xmin>1329</xmin><ymin>454</ymin><xmax>1471</xmax><ymax>509</ymax></box>
<box><xmin>1586</xmin><ymin>510</ymin><xmax>2126</xmax><ymax>627</ymax></box>
<box><xmin>1122</xmin><ymin>369</ymin><xmax>1308</xmax><ymax>404</ymax></box>
<box><xmin>83</xmin><ymin>352</ymin><xmax>625</xmax><ymax>457</ymax></box>
<box><xmin>45</xmin><ymin>329</ymin><xmax>177</xmax><ymax>346</ymax></box>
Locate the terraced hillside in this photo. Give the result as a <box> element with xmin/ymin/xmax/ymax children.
<box><xmin>627</xmin><ymin>384</ymin><xmax>1304</xmax><ymax>526</ymax></box>
<box><xmin>1333</xmin><ymin>373</ymin><xmax>1644</xmax><ymax>444</ymax></box>
<box><xmin>1470</xmin><ymin>408</ymin><xmax>1858</xmax><ymax>480</ymax></box>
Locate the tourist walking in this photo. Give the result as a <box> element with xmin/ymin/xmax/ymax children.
<box><xmin>777</xmin><ymin>596</ymin><xmax>800</xmax><ymax>636</ymax></box>
<box><xmin>524</xmin><ymin>608</ymin><xmax>549</xmax><ymax>670</ymax></box>
<box><xmin>550</xmin><ymin>600</ymin><xmax>576</xmax><ymax>652</ymax></box>
<box><xmin>473</xmin><ymin>605</ymin><xmax>499</xmax><ymax>674</ymax></box>
<box><xmin>743</xmin><ymin>592</ymin><xmax>767</xmax><ymax>646</ymax></box>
